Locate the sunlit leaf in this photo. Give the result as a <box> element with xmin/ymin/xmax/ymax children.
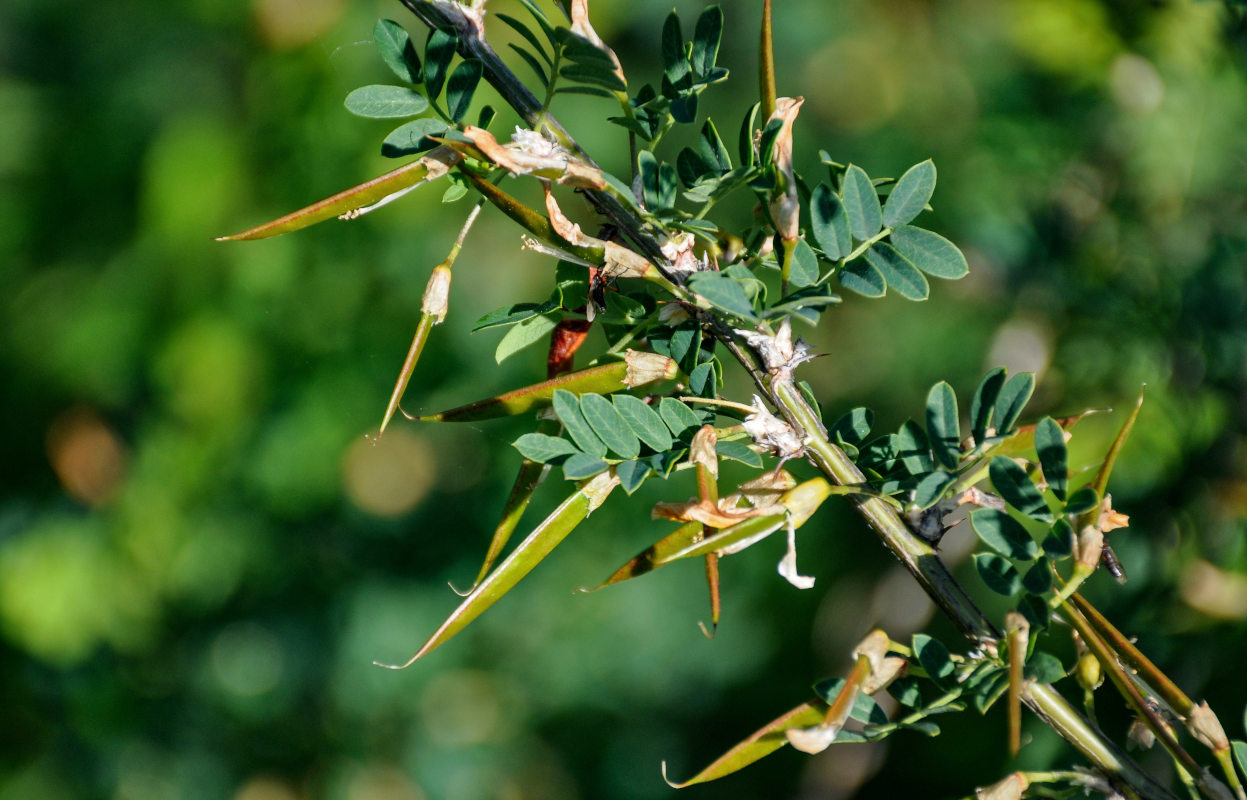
<box><xmin>716</xmin><ymin>440</ymin><xmax>763</xmax><ymax>468</ymax></box>
<box><xmin>344</xmin><ymin>85</ymin><xmax>430</xmax><ymax>118</ymax></box>
<box><xmin>612</xmin><ymin>395</ymin><xmax>673</xmax><ymax>452</ymax></box>
<box><xmin>971</xmin><ymin>509</ymin><xmax>1039</xmax><ymax>560</ymax></box>
<box><xmin>889</xmin><ymin>226</ymin><xmax>968</xmax><ymax>279</ymax></box>
<box><xmin>690</xmin><ymin>5</ymin><xmax>723</xmax><ymax>78</ymax></box>
<box><xmin>495</xmin><ymin>312</ymin><xmax>560</xmax><ymax>364</ymax></box>
<box><xmin>841</xmin><ymin>164</ymin><xmax>883</xmax><ymax>241</ymax></box>
<box><xmin>813</xmin><ymin>678</ymin><xmax>889</xmax><ymax>725</ymax></box>
<box><xmin>865</xmin><ymin>243</ymin><xmax>928</xmax><ymax>301</ymax></box>
<box><xmin>580</xmin><ymin>393</ymin><xmax>641</xmax><ymax>459</ymax></box>
<box><xmin>563</xmin><ymin>452</ymin><xmax>609</xmax><ymax>479</ymax></box>
<box><xmin>687</xmin><ymin>272</ymin><xmax>758</xmax><ymax>320</ymax></box>
<box><xmin>882</xmin><ymin>160</ymin><xmax>935</xmax><ymax>228</ymax></box>
<box><xmin>553</xmin><ymin>389</ymin><xmax>608</xmax><ymax>458</ymax></box>
<box><xmin>787</xmin><ymin>238</ymin><xmax>821</xmax><ymax>288</ymax></box>
<box><xmin>381</xmin><ymin>118</ymin><xmax>448</xmax><ymax>158</ymax></box>
<box><xmin>838</xmin><ymin>259</ymin><xmax>886</xmax><ymax>298</ymax></box>
<box><xmin>659</xmin><ymin>397</ymin><xmax>702</xmax><ymax>439</ymax></box>
<box><xmin>513</xmin><ymin>432</ymin><xmax>579</xmax><ymax>463</ymax></box>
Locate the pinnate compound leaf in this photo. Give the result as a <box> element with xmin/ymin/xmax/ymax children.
<box><xmin>926</xmin><ymin>381</ymin><xmax>960</xmax><ymax>469</ymax></box>
<box><xmin>375</xmin><ymin>19</ymin><xmax>422</xmax><ymax>83</ymax></box>
<box><xmin>912</xmin><ymin>634</ymin><xmax>956</xmax><ymax>690</ymax></box>
<box><xmin>993</xmin><ymin>373</ymin><xmax>1035</xmax><ymax>436</ymax></box>
<box><xmin>989</xmin><ymin>456</ymin><xmax>1053</xmax><ymax>523</ymax></box>
<box><xmin>974</xmin><ymin>553</ymin><xmax>1022</xmax><ymax>596</ymax></box>
<box><xmin>495</xmin><ymin>312</ymin><xmax>559</xmax><ymax>364</ymax></box>
<box><xmin>841</xmin><ymin>164</ymin><xmax>883</xmax><ymax>241</ymax></box>
<box><xmin>883</xmin><ymin>159</ymin><xmax>936</xmax><ymax>227</ymax></box>
<box><xmin>513</xmin><ymin>433</ymin><xmax>579</xmax><ymax>463</ymax></box>
<box><xmin>612</xmin><ymin>395</ymin><xmax>672</xmax><ymax>452</ymax></box>
<box><xmin>553</xmin><ymin>389</ymin><xmax>608</xmax><ymax>458</ymax></box>
<box><xmin>687</xmin><ymin>272</ymin><xmax>758</xmax><ymax>320</ymax></box>
<box><xmin>1034</xmin><ymin>416</ymin><xmax>1068</xmax><ymax>500</ymax></box>
<box><xmin>344</xmin><ymin>85</ymin><xmax>430</xmax><ymax>118</ymax></box>
<box><xmin>664</xmin><ymin>701</ymin><xmax>827</xmax><ymax>787</ymax></box>
<box><xmin>865</xmin><ymin>243</ymin><xmax>929</xmax><ymax>301</ymax></box>
<box><xmin>811</xmin><ymin>183</ymin><xmax>851</xmax><ymax>260</ymax></box>
<box><xmin>787</xmin><ymin>238</ymin><xmax>821</xmax><ymax>288</ymax></box>
<box><xmin>446</xmin><ymin>59</ymin><xmax>483</xmax><ymax>122</ymax></box>
<box><xmin>970</xmin><ymin>367</ymin><xmax>1006</xmax><ymax>443</ymax></box>
<box><xmin>970</xmin><ymin>509</ymin><xmax>1039</xmax><ymax>560</ymax></box>
<box><xmin>377</xmin><ymin>471</ymin><xmax>617</xmax><ymax>668</ymax></box>
<box><xmin>563</xmin><ymin>453</ymin><xmax>609</xmax><ymax>479</ymax></box>
<box><xmin>580</xmin><ymin>393</ymin><xmax>640</xmax><ymax>459</ymax></box>
<box><xmin>838</xmin><ymin>259</ymin><xmax>887</xmax><ymax>298</ymax></box>
<box><xmin>690</xmin><ymin>5</ymin><xmax>723</xmax><ymax>77</ymax></box>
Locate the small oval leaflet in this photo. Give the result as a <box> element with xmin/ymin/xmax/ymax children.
<box><xmin>974</xmin><ymin>553</ymin><xmax>1022</xmax><ymax>597</ymax></box>
<box><xmin>865</xmin><ymin>243</ymin><xmax>929</xmax><ymax>301</ymax></box>
<box><xmin>970</xmin><ymin>508</ymin><xmax>1039</xmax><ymax>561</ymax></box>
<box><xmin>811</xmin><ymin>183</ymin><xmax>852</xmax><ymax>259</ymax></box>
<box><xmin>344</xmin><ymin>85</ymin><xmax>430</xmax><ymax>119</ymax></box>
<box><xmin>580</xmin><ymin>393</ymin><xmax>641</xmax><ymax>459</ymax></box>
<box><xmin>841</xmin><ymin>164</ymin><xmax>883</xmax><ymax>241</ymax></box>
<box><xmin>838</xmin><ymin>259</ymin><xmax>886</xmax><ymax>298</ymax></box>
<box><xmin>882</xmin><ymin>159</ymin><xmax>936</xmax><ymax>228</ymax></box>
<box><xmin>612</xmin><ymin>394</ymin><xmax>673</xmax><ymax>452</ymax></box>
<box><xmin>889</xmin><ymin>226</ymin><xmax>969</xmax><ymax>279</ymax></box>
<box><xmin>553</xmin><ymin>389</ymin><xmax>608</xmax><ymax>458</ymax></box>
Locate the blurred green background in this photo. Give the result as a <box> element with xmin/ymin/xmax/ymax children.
<box><xmin>3</xmin><ymin>0</ymin><xmax>1247</xmax><ymax>798</ymax></box>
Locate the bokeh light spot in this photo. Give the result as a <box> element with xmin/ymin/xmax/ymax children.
<box><xmin>342</xmin><ymin>428</ymin><xmax>435</xmax><ymax>517</ymax></box>
<box><xmin>46</xmin><ymin>406</ymin><xmax>128</xmax><ymax>507</ymax></box>
<box><xmin>212</xmin><ymin>621</ymin><xmax>285</xmax><ymax>697</ymax></box>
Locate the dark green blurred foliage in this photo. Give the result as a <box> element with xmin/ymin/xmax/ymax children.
<box><xmin>2</xmin><ymin>1</ymin><xmax>1246</xmax><ymax>798</ymax></box>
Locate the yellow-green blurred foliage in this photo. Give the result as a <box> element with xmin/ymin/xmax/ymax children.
<box><xmin>2</xmin><ymin>0</ymin><xmax>1246</xmax><ymax>798</ymax></box>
